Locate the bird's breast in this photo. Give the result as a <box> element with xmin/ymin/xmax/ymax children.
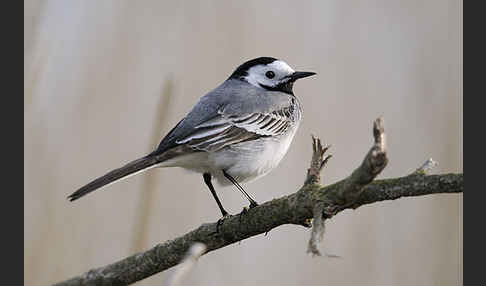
<box><xmin>209</xmin><ymin>122</ymin><xmax>300</xmax><ymax>186</ymax></box>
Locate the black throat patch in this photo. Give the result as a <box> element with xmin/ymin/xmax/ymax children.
<box><xmin>259</xmin><ymin>80</ymin><xmax>294</xmax><ymax>95</ymax></box>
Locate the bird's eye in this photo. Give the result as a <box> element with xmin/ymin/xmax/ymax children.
<box><xmin>265</xmin><ymin>71</ymin><xmax>275</xmax><ymax>79</ymax></box>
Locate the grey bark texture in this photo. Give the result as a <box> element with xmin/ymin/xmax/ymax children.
<box><xmin>53</xmin><ymin>118</ymin><xmax>463</xmax><ymax>286</ymax></box>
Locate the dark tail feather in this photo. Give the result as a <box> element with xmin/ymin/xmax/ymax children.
<box><xmin>68</xmin><ymin>155</ymin><xmax>158</xmax><ymax>201</ymax></box>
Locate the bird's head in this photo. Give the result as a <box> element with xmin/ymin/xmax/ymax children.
<box><xmin>228</xmin><ymin>57</ymin><xmax>316</xmax><ymax>95</ymax></box>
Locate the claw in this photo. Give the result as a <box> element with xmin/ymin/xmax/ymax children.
<box><xmin>249</xmin><ymin>201</ymin><xmax>259</xmax><ymax>209</ymax></box>
<box><xmin>214</xmin><ymin>214</ymin><xmax>231</xmax><ymax>234</ymax></box>
<box><xmin>238</xmin><ymin>207</ymin><xmax>249</xmax><ymax>224</ymax></box>
<box><xmin>241</xmin><ymin>206</ymin><xmax>249</xmax><ymax>215</ymax></box>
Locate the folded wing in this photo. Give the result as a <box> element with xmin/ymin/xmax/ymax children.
<box><xmin>175</xmin><ymin>107</ymin><xmax>294</xmax><ymax>152</ymax></box>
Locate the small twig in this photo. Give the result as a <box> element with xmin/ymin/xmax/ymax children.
<box><xmin>414</xmin><ymin>158</ymin><xmax>438</xmax><ymax>175</ymax></box>
<box><xmin>305</xmin><ymin>135</ymin><xmax>332</xmax><ymax>185</ymax></box>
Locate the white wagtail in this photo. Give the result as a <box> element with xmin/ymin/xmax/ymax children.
<box><xmin>69</xmin><ymin>57</ymin><xmax>316</xmax><ymax>219</ymax></box>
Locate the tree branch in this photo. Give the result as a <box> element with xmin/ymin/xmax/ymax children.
<box><xmin>54</xmin><ymin>118</ymin><xmax>463</xmax><ymax>286</ymax></box>
<box><xmin>306</xmin><ymin>117</ymin><xmax>387</xmax><ymax>255</ymax></box>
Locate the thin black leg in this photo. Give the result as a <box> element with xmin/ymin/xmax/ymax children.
<box><xmin>222</xmin><ymin>170</ymin><xmax>258</xmax><ymax>208</ymax></box>
<box><xmin>203</xmin><ymin>173</ymin><xmax>228</xmax><ymax>217</ymax></box>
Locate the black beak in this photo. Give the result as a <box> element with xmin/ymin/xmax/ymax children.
<box><xmin>288</xmin><ymin>71</ymin><xmax>317</xmax><ymax>82</ymax></box>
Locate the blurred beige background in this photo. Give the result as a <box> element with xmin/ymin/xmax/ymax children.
<box><xmin>24</xmin><ymin>0</ymin><xmax>462</xmax><ymax>285</ymax></box>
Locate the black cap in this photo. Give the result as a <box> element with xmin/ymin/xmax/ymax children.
<box><xmin>228</xmin><ymin>57</ymin><xmax>278</xmax><ymax>79</ymax></box>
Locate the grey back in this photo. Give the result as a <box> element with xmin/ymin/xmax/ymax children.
<box><xmin>150</xmin><ymin>79</ymin><xmax>293</xmax><ymax>156</ymax></box>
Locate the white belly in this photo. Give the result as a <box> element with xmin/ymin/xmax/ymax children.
<box><xmin>210</xmin><ymin>131</ymin><xmax>296</xmax><ymax>186</ymax></box>
<box><xmin>158</xmin><ymin>128</ymin><xmax>298</xmax><ymax>187</ymax></box>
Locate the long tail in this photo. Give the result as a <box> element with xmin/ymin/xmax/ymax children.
<box><xmin>68</xmin><ymin>155</ymin><xmax>159</xmax><ymax>201</ymax></box>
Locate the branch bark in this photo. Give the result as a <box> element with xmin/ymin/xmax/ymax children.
<box><xmin>54</xmin><ymin>118</ymin><xmax>463</xmax><ymax>286</ymax></box>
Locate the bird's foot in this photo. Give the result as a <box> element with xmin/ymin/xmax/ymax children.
<box><xmin>238</xmin><ymin>206</ymin><xmax>249</xmax><ymax>224</ymax></box>
<box><xmin>240</xmin><ymin>206</ymin><xmax>249</xmax><ymax>215</ymax></box>
<box><xmin>240</xmin><ymin>201</ymin><xmax>258</xmax><ymax>216</ymax></box>
<box><xmin>211</xmin><ymin>213</ymin><xmax>231</xmax><ymax>235</ymax></box>
<box><xmin>249</xmin><ymin>200</ymin><xmax>259</xmax><ymax>209</ymax></box>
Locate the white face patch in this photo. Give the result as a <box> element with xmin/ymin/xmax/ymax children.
<box><xmin>244</xmin><ymin>60</ymin><xmax>295</xmax><ymax>88</ymax></box>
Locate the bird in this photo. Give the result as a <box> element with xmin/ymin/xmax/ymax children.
<box><xmin>68</xmin><ymin>57</ymin><xmax>316</xmax><ymax>220</ymax></box>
